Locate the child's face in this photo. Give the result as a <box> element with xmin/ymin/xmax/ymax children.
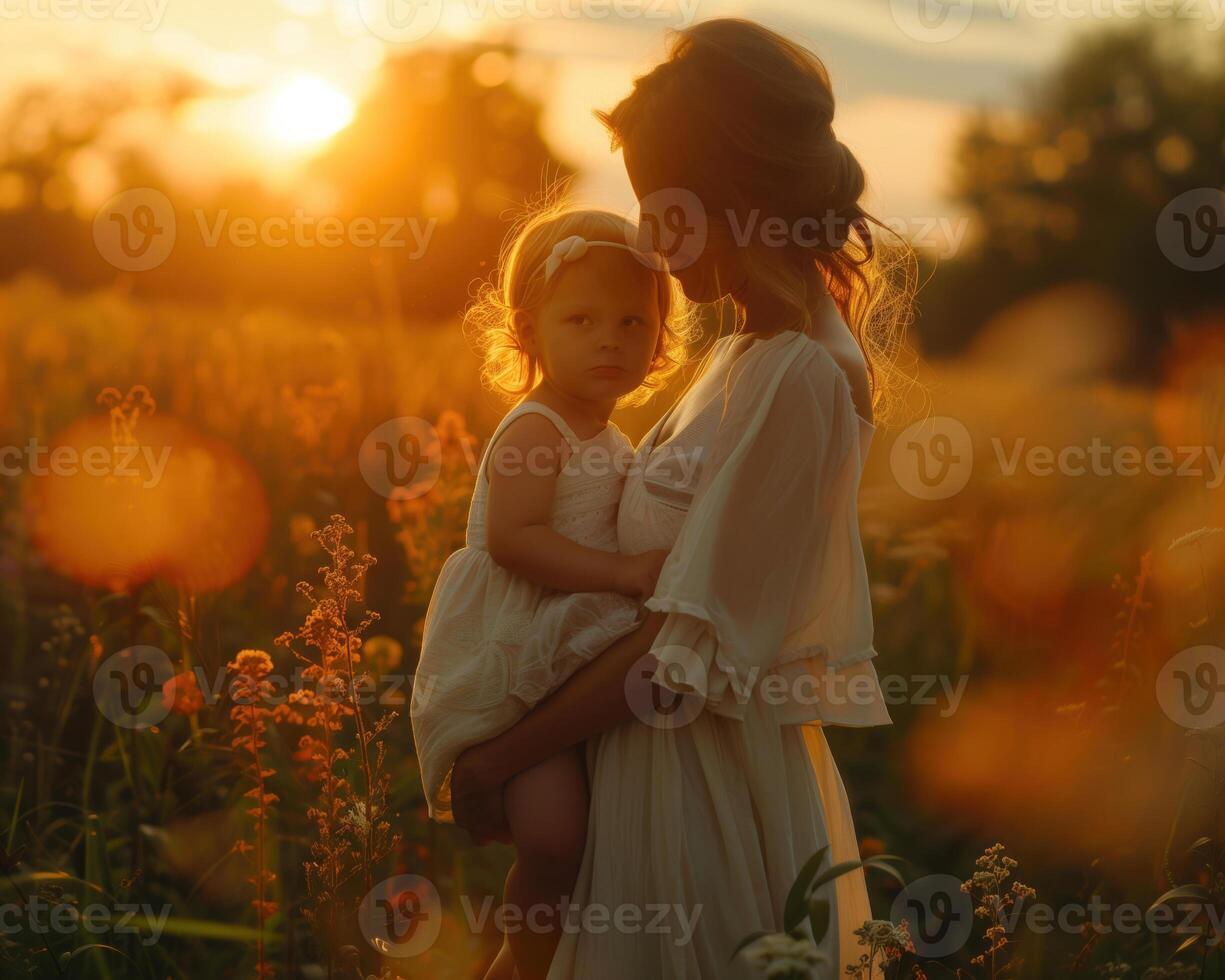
<box><xmin>519</xmin><ymin>248</ymin><xmax>662</xmax><ymax>405</ymax></box>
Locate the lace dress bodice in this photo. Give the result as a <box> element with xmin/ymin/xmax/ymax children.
<box><xmin>466</xmin><ymin>401</ymin><xmax>634</xmax><ymax>554</ymax></box>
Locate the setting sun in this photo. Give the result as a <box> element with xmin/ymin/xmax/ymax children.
<box><xmin>263</xmin><ymin>74</ymin><xmax>355</xmax><ymax>148</ymax></box>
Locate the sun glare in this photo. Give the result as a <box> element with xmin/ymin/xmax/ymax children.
<box><xmin>263</xmin><ymin>74</ymin><xmax>355</xmax><ymax>148</ymax></box>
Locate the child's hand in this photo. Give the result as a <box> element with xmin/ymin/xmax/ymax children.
<box><xmin>613</xmin><ymin>549</ymin><xmax>670</xmax><ymax>600</ymax></box>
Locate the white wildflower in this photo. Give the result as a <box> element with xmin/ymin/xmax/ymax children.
<box><xmin>741</xmin><ymin>932</ymin><xmax>826</xmax><ymax>979</ymax></box>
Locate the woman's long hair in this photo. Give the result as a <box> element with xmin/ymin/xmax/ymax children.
<box><xmin>596</xmin><ymin>18</ymin><xmax>919</xmax><ymax>425</ymax></box>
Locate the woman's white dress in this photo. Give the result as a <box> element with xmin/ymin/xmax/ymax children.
<box><xmin>411</xmin><ymin>400</ymin><xmax>644</xmax><ymax>823</ymax></box>
<box><xmin>547</xmin><ymin>325</ymin><xmax>893</xmax><ymax>979</ymax></box>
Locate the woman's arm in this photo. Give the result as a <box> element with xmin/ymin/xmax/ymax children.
<box><xmin>485</xmin><ymin>413</ymin><xmax>666</xmax><ymax>597</ymax></box>
<box><xmin>451</xmin><ymin>610</ymin><xmax>667</xmax><ymax>837</ymax></box>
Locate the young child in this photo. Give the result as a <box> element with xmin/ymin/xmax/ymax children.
<box><xmin>410</xmin><ymin>204</ymin><xmax>694</xmax><ymax>980</ymax></box>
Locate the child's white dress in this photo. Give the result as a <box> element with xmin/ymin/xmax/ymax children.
<box><xmin>411</xmin><ymin>400</ymin><xmax>645</xmax><ymax>822</ymax></box>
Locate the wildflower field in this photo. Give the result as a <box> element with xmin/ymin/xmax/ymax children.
<box><xmin>1</xmin><ymin>270</ymin><xmax>1223</xmax><ymax>979</ymax></box>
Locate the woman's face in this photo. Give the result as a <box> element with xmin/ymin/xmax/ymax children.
<box><xmin>623</xmin><ymin>140</ymin><xmax>744</xmax><ymax>305</ymax></box>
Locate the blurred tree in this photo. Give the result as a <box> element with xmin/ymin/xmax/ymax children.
<box><xmin>915</xmin><ymin>22</ymin><xmax>1225</xmax><ymax>381</ymax></box>
<box><xmin>311</xmin><ymin>40</ymin><xmax>570</xmax><ymax>318</ymax></box>
<box><xmin>0</xmin><ymin>74</ymin><xmax>197</xmax><ymax>289</ymax></box>
<box><xmin>0</xmin><ymin>41</ymin><xmax>570</xmax><ymax>323</ymax></box>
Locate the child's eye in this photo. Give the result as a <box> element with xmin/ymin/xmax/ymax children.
<box><xmin>622</xmin><ymin>315</ymin><xmax>646</xmax><ymax>327</ymax></box>
<box><xmin>567</xmin><ymin>314</ymin><xmax>593</xmax><ymax>327</ymax></box>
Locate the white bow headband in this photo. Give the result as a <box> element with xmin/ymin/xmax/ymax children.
<box><xmin>536</xmin><ymin>234</ymin><xmax>668</xmax><ymax>283</ymax></box>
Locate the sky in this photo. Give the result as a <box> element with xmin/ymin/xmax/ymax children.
<box><xmin>0</xmin><ymin>0</ymin><xmax>1214</xmax><ymax>246</ymax></box>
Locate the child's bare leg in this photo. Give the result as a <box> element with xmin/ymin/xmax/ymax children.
<box><xmin>501</xmin><ymin>747</ymin><xmax>588</xmax><ymax>980</ymax></box>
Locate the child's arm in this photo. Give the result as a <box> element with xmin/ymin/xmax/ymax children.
<box><xmin>484</xmin><ymin>413</ymin><xmax>666</xmax><ymax>597</ymax></box>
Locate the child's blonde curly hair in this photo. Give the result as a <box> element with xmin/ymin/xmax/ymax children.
<box><xmin>465</xmin><ymin>199</ymin><xmax>698</xmax><ymax>409</ymax></box>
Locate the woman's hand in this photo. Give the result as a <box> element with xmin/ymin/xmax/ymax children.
<box><xmin>451</xmin><ymin>745</ymin><xmax>512</xmax><ymax>845</ymax></box>
<box><xmin>447</xmin><ymin>612</ymin><xmax>666</xmax><ymax>836</ymax></box>
<box><xmin>612</xmin><ymin>549</ymin><xmax>670</xmax><ymax>600</ymax></box>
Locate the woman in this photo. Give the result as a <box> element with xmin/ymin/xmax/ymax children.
<box><xmin>450</xmin><ymin>18</ymin><xmax>913</xmax><ymax>979</ymax></box>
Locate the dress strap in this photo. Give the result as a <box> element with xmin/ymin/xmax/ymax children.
<box><xmin>477</xmin><ymin>400</ymin><xmax>583</xmax><ymax>484</ymax></box>
<box><xmin>511</xmin><ymin>401</ymin><xmax>583</xmax><ymax>453</ymax></box>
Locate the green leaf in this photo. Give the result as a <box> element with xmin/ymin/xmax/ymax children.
<box><xmin>62</xmin><ymin>944</ymin><xmax>133</xmax><ymax>966</ymax></box>
<box><xmin>5</xmin><ymin>778</ymin><xmax>22</xmax><ymax>853</ymax></box>
<box><xmin>2</xmin><ymin>871</ymin><xmax>112</xmax><ymax>901</ymax></box>
<box><xmin>812</xmin><ymin>859</ymin><xmax>866</xmax><ymax>892</ymax></box>
<box><xmin>84</xmin><ymin>813</ymin><xmax>114</xmax><ymax>899</ymax></box>
<box><xmin>93</xmin><ymin>592</ymin><xmax>134</xmax><ymax>622</ymax></box>
<box><xmin>863</xmin><ymin>855</ymin><xmax>909</xmax><ymax>887</ymax></box>
<box><xmin>784</xmin><ymin>846</ymin><xmax>829</xmax><ymax>933</ymax></box>
<box><xmin>152</xmin><ymin>917</ymin><xmax>265</xmax><ymax>942</ymax></box>
<box><xmin>139</xmin><ymin>604</ymin><xmax>175</xmax><ymax>631</ymax></box>
<box><xmin>1149</xmin><ymin>884</ymin><xmax>1211</xmax><ymax>912</ymax></box>
<box><xmin>1175</xmin><ymin>932</ymin><xmax>1203</xmax><ymax>954</ymax></box>
<box><xmin>808</xmin><ymin>898</ymin><xmax>831</xmax><ymax>944</ymax></box>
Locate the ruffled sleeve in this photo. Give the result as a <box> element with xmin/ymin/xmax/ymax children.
<box><xmin>643</xmin><ymin>335</ymin><xmax>892</xmax><ymax>728</ymax></box>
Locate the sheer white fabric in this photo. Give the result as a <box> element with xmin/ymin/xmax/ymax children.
<box><xmin>643</xmin><ymin>329</ymin><xmax>891</xmax><ymax>728</ymax></box>
<box><xmin>547</xmin><ymin>328</ymin><xmax>892</xmax><ymax>980</ymax></box>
